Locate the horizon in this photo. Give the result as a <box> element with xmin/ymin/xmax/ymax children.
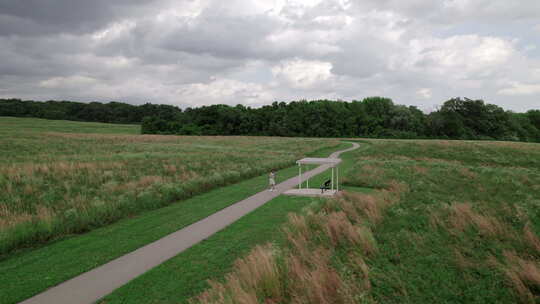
<box><xmin>0</xmin><ymin>1</ymin><xmax>539</xmax><ymax>112</ymax></box>
<box><xmin>3</xmin><ymin>96</ymin><xmax>538</xmax><ymax>115</ymax></box>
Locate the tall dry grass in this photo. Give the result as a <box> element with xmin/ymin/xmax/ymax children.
<box><xmin>443</xmin><ymin>203</ymin><xmax>508</xmax><ymax>238</ymax></box>
<box><xmin>432</xmin><ymin>202</ymin><xmax>540</xmax><ymax>303</ymax></box>
<box><xmin>524</xmin><ymin>224</ymin><xmax>540</xmax><ymax>255</ymax></box>
<box><xmin>489</xmin><ymin>251</ymin><xmax>540</xmax><ymax>303</ymax></box>
<box><xmin>190</xmin><ymin>182</ymin><xmax>408</xmax><ymax>304</ymax></box>
<box><xmin>0</xmin><ymin>133</ymin><xmax>339</xmax><ymax>256</ymax></box>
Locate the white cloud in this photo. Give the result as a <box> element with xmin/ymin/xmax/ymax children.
<box><xmin>312</xmin><ymin>15</ymin><xmax>353</xmax><ymax>28</ymax></box>
<box><xmin>407</xmin><ymin>35</ymin><xmax>513</xmax><ymax>72</ymax></box>
<box><xmin>177</xmin><ymin>78</ymin><xmax>274</xmax><ymax>106</ymax></box>
<box><xmin>39</xmin><ymin>75</ymin><xmax>98</xmax><ymax>88</ymax></box>
<box><xmin>498</xmin><ymin>82</ymin><xmax>540</xmax><ymax>96</ymax></box>
<box><xmin>91</xmin><ymin>20</ymin><xmax>136</xmax><ymax>42</ymax></box>
<box><xmin>443</xmin><ymin>0</ymin><xmax>470</xmax><ymax>10</ymax></box>
<box><xmin>272</xmin><ymin>59</ymin><xmax>333</xmax><ymax>89</ymax></box>
<box><xmin>417</xmin><ymin>88</ymin><xmax>432</xmax><ymax>99</ymax></box>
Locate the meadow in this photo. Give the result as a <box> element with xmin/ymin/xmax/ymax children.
<box><xmin>3</xmin><ymin>116</ymin><xmax>540</xmax><ymax>304</ymax></box>
<box><xmin>0</xmin><ymin>117</ymin><xmax>338</xmax><ymax>256</ymax></box>
<box><xmin>188</xmin><ymin>139</ymin><xmax>540</xmax><ymax>303</ymax></box>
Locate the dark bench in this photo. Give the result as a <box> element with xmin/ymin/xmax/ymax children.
<box><xmin>320</xmin><ymin>179</ymin><xmax>331</xmax><ymax>193</ymax></box>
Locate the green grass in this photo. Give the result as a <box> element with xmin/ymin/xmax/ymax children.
<box><xmin>0</xmin><ymin>117</ymin><xmax>338</xmax><ymax>255</ymax></box>
<box><xmin>0</xmin><ymin>165</ymin><xmax>301</xmax><ymax>304</ymax></box>
<box><xmin>96</xmin><ymin>142</ymin><xmax>368</xmax><ymax>304</ymax></box>
<box><xmin>0</xmin><ymin>116</ymin><xmax>140</xmax><ymax>135</ymax></box>
<box><xmin>343</xmin><ymin>139</ymin><xmax>540</xmax><ymax>303</ymax></box>
<box><xmin>0</xmin><ymin>138</ymin><xmax>349</xmax><ymax>304</ymax></box>
<box><xmin>184</xmin><ymin>139</ymin><xmax>540</xmax><ymax>304</ymax></box>
<box><xmin>99</xmin><ymin>195</ymin><xmax>317</xmax><ymax>304</ymax></box>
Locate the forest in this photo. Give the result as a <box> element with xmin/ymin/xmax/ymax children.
<box><xmin>141</xmin><ymin>97</ymin><xmax>540</xmax><ymax>142</ymax></box>
<box><xmin>0</xmin><ymin>98</ymin><xmax>181</xmax><ymax>124</ymax></box>
<box><xmin>1</xmin><ymin>97</ymin><xmax>539</xmax><ymax>142</ymax></box>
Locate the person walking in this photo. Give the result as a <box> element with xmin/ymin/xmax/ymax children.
<box><xmin>268</xmin><ymin>170</ymin><xmax>276</xmax><ymax>191</ymax></box>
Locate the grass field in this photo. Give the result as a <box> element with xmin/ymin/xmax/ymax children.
<box><xmin>0</xmin><ymin>163</ymin><xmax>326</xmax><ymax>304</ymax></box>
<box><xmin>188</xmin><ymin>139</ymin><xmax>540</xmax><ymax>303</ymax></box>
<box><xmin>94</xmin><ymin>141</ymin><xmax>367</xmax><ymax>304</ymax></box>
<box><xmin>0</xmin><ymin>117</ymin><xmax>338</xmax><ymax>256</ymax></box>
<box><xmin>4</xmin><ymin>116</ymin><xmax>540</xmax><ymax>303</ymax></box>
<box><xmin>1</xmin><ymin>140</ymin><xmax>354</xmax><ymax>304</ymax></box>
<box><xmin>98</xmin><ymin>195</ymin><xmax>317</xmax><ymax>304</ymax></box>
<box><xmin>351</xmin><ymin>140</ymin><xmax>540</xmax><ymax>303</ymax></box>
<box><xmin>0</xmin><ymin>116</ymin><xmax>140</xmax><ymax>135</ymax></box>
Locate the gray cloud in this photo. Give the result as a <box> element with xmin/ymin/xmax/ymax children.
<box><xmin>0</xmin><ymin>0</ymin><xmax>539</xmax><ymax>111</ymax></box>
<box><xmin>0</xmin><ymin>0</ymin><xmax>158</xmax><ymax>36</ymax></box>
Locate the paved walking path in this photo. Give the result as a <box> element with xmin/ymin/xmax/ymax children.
<box><xmin>20</xmin><ymin>142</ymin><xmax>359</xmax><ymax>304</ymax></box>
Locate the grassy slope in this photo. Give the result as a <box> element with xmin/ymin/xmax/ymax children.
<box><xmin>0</xmin><ymin>116</ymin><xmax>140</xmax><ymax>134</ymax></box>
<box><xmin>98</xmin><ymin>142</ymin><xmax>370</xmax><ymax>304</ymax></box>
<box><xmin>1</xmin><ymin>117</ymin><xmax>337</xmax><ymax>255</ymax></box>
<box><xmin>345</xmin><ymin>139</ymin><xmax>540</xmax><ymax>303</ymax></box>
<box><xmin>99</xmin><ymin>195</ymin><xmax>316</xmax><ymax>304</ymax></box>
<box><xmin>0</xmin><ymin>137</ymin><xmax>348</xmax><ymax>304</ymax></box>
<box><xmin>180</xmin><ymin>139</ymin><xmax>540</xmax><ymax>304</ymax></box>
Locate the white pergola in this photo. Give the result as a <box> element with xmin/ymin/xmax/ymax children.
<box><xmin>284</xmin><ymin>157</ymin><xmax>342</xmax><ymax>197</ymax></box>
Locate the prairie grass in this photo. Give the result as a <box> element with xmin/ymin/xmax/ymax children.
<box><xmin>190</xmin><ymin>178</ymin><xmax>406</xmax><ymax>304</ymax></box>
<box><xmin>524</xmin><ymin>225</ymin><xmax>540</xmax><ymax>255</ymax></box>
<box><xmin>445</xmin><ymin>202</ymin><xmax>507</xmax><ymax>238</ymax></box>
<box><xmin>192</xmin><ymin>138</ymin><xmax>540</xmax><ymax>303</ymax></box>
<box><xmin>503</xmin><ymin>251</ymin><xmax>540</xmax><ymax>299</ymax></box>
<box><xmin>342</xmin><ymin>139</ymin><xmax>540</xmax><ymax>303</ymax></box>
<box><xmin>0</xmin><ymin>117</ymin><xmax>338</xmax><ymax>256</ymax></box>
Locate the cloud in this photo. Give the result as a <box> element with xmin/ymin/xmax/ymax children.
<box><xmin>417</xmin><ymin>88</ymin><xmax>432</xmax><ymax>99</ymax></box>
<box><xmin>272</xmin><ymin>59</ymin><xmax>333</xmax><ymax>89</ymax></box>
<box><xmin>39</xmin><ymin>75</ymin><xmax>98</xmax><ymax>88</ymax></box>
<box><xmin>177</xmin><ymin>78</ymin><xmax>274</xmax><ymax>106</ymax></box>
<box><xmin>401</xmin><ymin>35</ymin><xmax>515</xmax><ymax>77</ymax></box>
<box><xmin>0</xmin><ymin>0</ymin><xmax>539</xmax><ymax>111</ymax></box>
<box><xmin>0</xmin><ymin>0</ymin><xmax>160</xmax><ymax>36</ymax></box>
<box><xmin>498</xmin><ymin>82</ymin><xmax>540</xmax><ymax>96</ymax></box>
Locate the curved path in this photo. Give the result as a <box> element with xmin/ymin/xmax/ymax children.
<box><xmin>20</xmin><ymin>142</ymin><xmax>359</xmax><ymax>304</ymax></box>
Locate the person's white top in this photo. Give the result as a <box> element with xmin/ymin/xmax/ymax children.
<box><xmin>269</xmin><ymin>172</ymin><xmax>276</xmax><ymax>184</ymax></box>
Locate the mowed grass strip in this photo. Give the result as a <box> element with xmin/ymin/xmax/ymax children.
<box><xmin>0</xmin><ymin>116</ymin><xmax>140</xmax><ymax>135</ymax></box>
<box><xmin>98</xmin><ymin>195</ymin><xmax>316</xmax><ymax>304</ymax></box>
<box><xmin>0</xmin><ymin>117</ymin><xmax>338</xmax><ymax>255</ymax></box>
<box><xmin>0</xmin><ymin>142</ymin><xmax>349</xmax><ymax>304</ymax></box>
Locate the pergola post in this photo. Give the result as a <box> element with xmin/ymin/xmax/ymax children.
<box><xmin>298</xmin><ymin>164</ymin><xmax>302</xmax><ymax>189</ymax></box>
<box><xmin>306</xmin><ymin>170</ymin><xmax>309</xmax><ymax>188</ymax></box>
<box><xmin>337</xmin><ymin>166</ymin><xmax>339</xmax><ymax>192</ymax></box>
<box><xmin>331</xmin><ymin>166</ymin><xmax>334</xmax><ymax>191</ymax></box>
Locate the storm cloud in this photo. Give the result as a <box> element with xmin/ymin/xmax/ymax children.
<box><xmin>0</xmin><ymin>0</ymin><xmax>539</xmax><ymax>111</ymax></box>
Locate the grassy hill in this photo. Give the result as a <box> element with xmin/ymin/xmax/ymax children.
<box><xmin>0</xmin><ymin>117</ymin><xmax>338</xmax><ymax>256</ymax></box>
<box><xmin>3</xmin><ymin>116</ymin><xmax>540</xmax><ymax>303</ymax></box>
<box><xmin>190</xmin><ymin>139</ymin><xmax>540</xmax><ymax>303</ymax></box>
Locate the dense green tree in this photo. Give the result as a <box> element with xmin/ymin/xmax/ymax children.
<box><xmin>0</xmin><ymin>99</ymin><xmax>182</xmax><ymax>124</ymax></box>
<box><xmin>528</xmin><ymin>110</ymin><xmax>540</xmax><ymax>130</ymax></box>
<box><xmin>1</xmin><ymin>97</ymin><xmax>539</xmax><ymax>142</ymax></box>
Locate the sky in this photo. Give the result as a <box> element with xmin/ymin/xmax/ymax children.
<box><xmin>0</xmin><ymin>0</ymin><xmax>539</xmax><ymax>112</ymax></box>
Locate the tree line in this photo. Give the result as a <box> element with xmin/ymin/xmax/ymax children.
<box><xmin>0</xmin><ymin>98</ymin><xmax>181</xmax><ymax>124</ymax></box>
<box><xmin>1</xmin><ymin>97</ymin><xmax>539</xmax><ymax>142</ymax></box>
<box><xmin>142</xmin><ymin>97</ymin><xmax>540</xmax><ymax>142</ymax></box>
